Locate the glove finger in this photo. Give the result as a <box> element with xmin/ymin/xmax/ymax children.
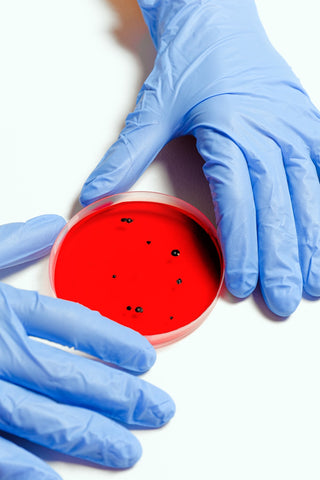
<box><xmin>0</xmin><ymin>435</ymin><xmax>61</xmax><ymax>480</ymax></box>
<box><xmin>194</xmin><ymin>128</ymin><xmax>258</xmax><ymax>297</ymax></box>
<box><xmin>0</xmin><ymin>379</ymin><xmax>141</xmax><ymax>469</ymax></box>
<box><xmin>283</xmin><ymin>146</ymin><xmax>320</xmax><ymax>296</ymax></box>
<box><xmin>245</xmin><ymin>138</ymin><xmax>302</xmax><ymax>316</ymax></box>
<box><xmin>0</xmin><ymin>215</ymin><xmax>66</xmax><ymax>269</ymax></box>
<box><xmin>30</xmin><ymin>340</ymin><xmax>175</xmax><ymax>427</ymax></box>
<box><xmin>2</xmin><ymin>283</ymin><xmax>156</xmax><ymax>374</ymax></box>
<box><xmin>80</xmin><ymin>84</ymin><xmax>169</xmax><ymax>206</ymax></box>
<box><xmin>0</xmin><ymin>305</ymin><xmax>175</xmax><ymax>429</ymax></box>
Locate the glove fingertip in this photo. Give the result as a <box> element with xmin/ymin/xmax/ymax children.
<box><xmin>304</xmin><ymin>283</ymin><xmax>320</xmax><ymax>298</ymax></box>
<box><xmin>107</xmin><ymin>435</ymin><xmax>142</xmax><ymax>469</ymax></box>
<box><xmin>150</xmin><ymin>397</ymin><xmax>176</xmax><ymax>427</ymax></box>
<box><xmin>134</xmin><ymin>342</ymin><xmax>157</xmax><ymax>374</ymax></box>
<box><xmin>225</xmin><ymin>270</ymin><xmax>258</xmax><ymax>299</ymax></box>
<box><xmin>79</xmin><ymin>177</ymin><xmax>107</xmax><ymax>207</ymax></box>
<box><xmin>303</xmin><ymin>252</ymin><xmax>320</xmax><ymax>297</ymax></box>
<box><xmin>262</xmin><ymin>283</ymin><xmax>302</xmax><ymax>317</ymax></box>
<box><xmin>79</xmin><ymin>143</ymin><xmax>135</xmax><ymax>206</ymax></box>
<box><xmin>0</xmin><ymin>215</ymin><xmax>67</xmax><ymax>269</ymax></box>
<box><xmin>118</xmin><ymin>338</ymin><xmax>156</xmax><ymax>374</ymax></box>
<box><xmin>29</xmin><ymin>214</ymin><xmax>66</xmax><ymax>240</ymax></box>
<box><xmin>25</xmin><ymin>214</ymin><xmax>67</xmax><ymax>258</ymax></box>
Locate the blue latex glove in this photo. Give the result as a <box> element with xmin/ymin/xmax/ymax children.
<box><xmin>80</xmin><ymin>0</ymin><xmax>320</xmax><ymax>317</ymax></box>
<box><xmin>0</xmin><ymin>215</ymin><xmax>175</xmax><ymax>478</ymax></box>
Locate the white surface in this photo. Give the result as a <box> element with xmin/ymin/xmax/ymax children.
<box><xmin>0</xmin><ymin>0</ymin><xmax>320</xmax><ymax>479</ymax></box>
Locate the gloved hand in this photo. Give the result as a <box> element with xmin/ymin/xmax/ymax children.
<box><xmin>0</xmin><ymin>215</ymin><xmax>175</xmax><ymax>479</ymax></box>
<box><xmin>80</xmin><ymin>0</ymin><xmax>320</xmax><ymax>317</ymax></box>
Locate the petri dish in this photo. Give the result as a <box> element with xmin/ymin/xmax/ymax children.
<box><xmin>49</xmin><ymin>192</ymin><xmax>224</xmax><ymax>347</ymax></box>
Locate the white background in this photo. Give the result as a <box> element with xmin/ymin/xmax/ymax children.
<box><xmin>0</xmin><ymin>1</ymin><xmax>320</xmax><ymax>479</ymax></box>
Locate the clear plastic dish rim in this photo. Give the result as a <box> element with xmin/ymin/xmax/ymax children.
<box><xmin>49</xmin><ymin>191</ymin><xmax>225</xmax><ymax>348</ymax></box>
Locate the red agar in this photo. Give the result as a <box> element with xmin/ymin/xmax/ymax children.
<box><xmin>53</xmin><ymin>201</ymin><xmax>222</xmax><ymax>337</ymax></box>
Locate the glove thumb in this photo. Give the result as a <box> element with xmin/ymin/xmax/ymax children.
<box><xmin>80</xmin><ymin>85</ymin><xmax>169</xmax><ymax>206</ymax></box>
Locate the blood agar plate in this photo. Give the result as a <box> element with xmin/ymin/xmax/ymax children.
<box><xmin>49</xmin><ymin>192</ymin><xmax>224</xmax><ymax>347</ymax></box>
